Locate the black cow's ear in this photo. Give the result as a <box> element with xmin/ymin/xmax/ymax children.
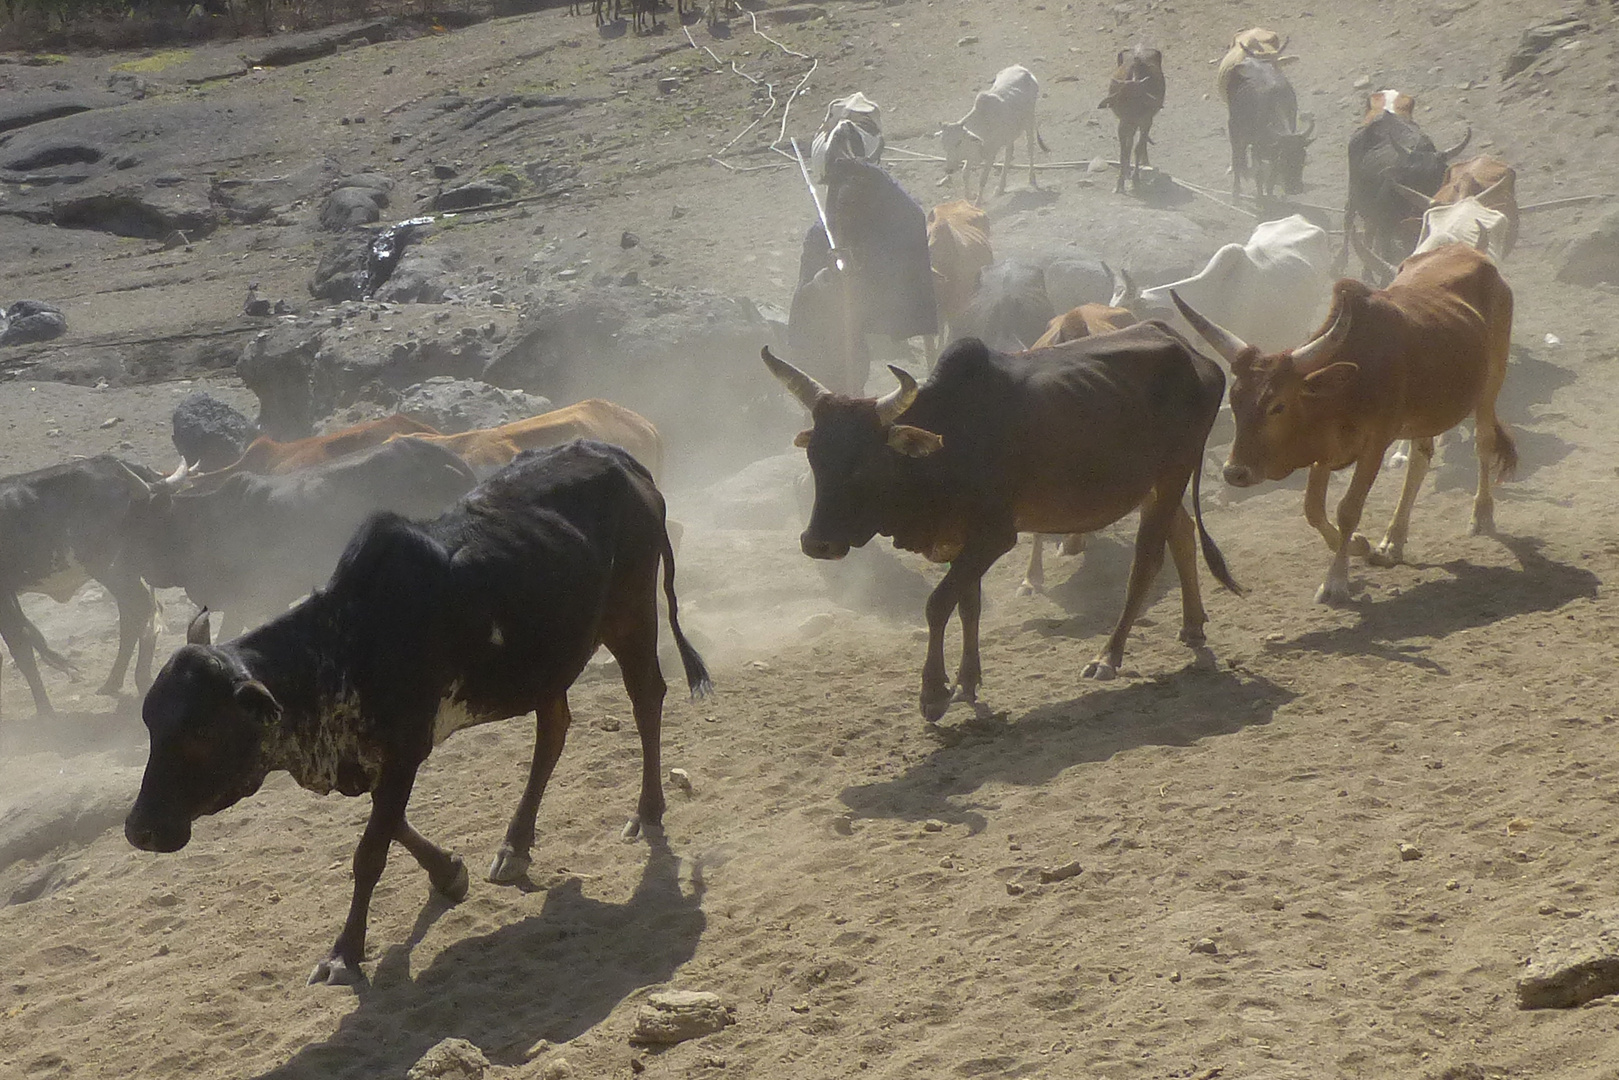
<box><xmin>793</xmin><ymin>429</ymin><xmax>813</xmax><ymax>448</ymax></box>
<box><xmin>234</xmin><ymin>680</ymin><xmax>283</xmax><ymax>723</ymax></box>
<box><xmin>887</xmin><ymin>425</ymin><xmax>944</xmax><ymax>457</ymax></box>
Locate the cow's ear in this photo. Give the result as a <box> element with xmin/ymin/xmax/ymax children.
<box><xmin>186</xmin><ymin>608</ymin><xmax>211</xmax><ymax>646</ymax></box>
<box><xmin>1301</xmin><ymin>362</ymin><xmax>1360</xmax><ymax>397</ymax></box>
<box><xmin>793</xmin><ymin>429</ymin><xmax>813</xmax><ymax>448</ymax></box>
<box><xmin>887</xmin><ymin>424</ymin><xmax>944</xmax><ymax>457</ymax></box>
<box><xmin>234</xmin><ymin>679</ymin><xmax>283</xmax><ymax>724</ymax></box>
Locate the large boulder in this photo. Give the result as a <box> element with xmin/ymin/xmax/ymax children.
<box><xmin>396</xmin><ymin>377</ymin><xmax>552</xmax><ymax>433</ymax></box>
<box><xmin>319</xmin><ymin>172</ymin><xmax>394</xmax><ymax>232</ymax></box>
<box><xmin>0</xmin><ymin>300</ymin><xmax>67</xmax><ymax>346</ymax></box>
<box><xmin>172</xmin><ymin>392</ymin><xmax>258</xmax><ymax>469</ymax></box>
<box><xmin>1556</xmin><ymin>210</ymin><xmax>1619</xmax><ymax>286</ymax></box>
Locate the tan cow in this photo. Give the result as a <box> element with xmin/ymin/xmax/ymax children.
<box><xmin>1172</xmin><ymin>244</ymin><xmax>1515</xmax><ymax>604</ymax></box>
<box><xmin>1363</xmin><ymin>89</ymin><xmax>1416</xmax><ymax>122</ymax></box>
<box><xmin>926</xmin><ymin>200</ymin><xmax>994</xmax><ymax>346</ymax></box>
<box><xmin>184</xmin><ymin>413</ymin><xmax>441</xmax><ymax>490</ymax></box>
<box><xmin>1215</xmin><ymin>28</ymin><xmax>1295</xmax><ymax>101</ymax></box>
<box><xmin>402</xmin><ymin>399</ymin><xmax>664</xmax><ymax>482</ymax></box>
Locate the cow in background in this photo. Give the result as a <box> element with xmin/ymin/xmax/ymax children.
<box><xmin>1173</xmin><ymin>244</ymin><xmax>1514</xmax><ymax>605</ymax></box>
<box><xmin>939</xmin><ymin>65</ymin><xmax>1048</xmax><ymax>204</ymax></box>
<box><xmin>1363</xmin><ymin>89</ymin><xmax>1416</xmax><ymax>121</ymax></box>
<box><xmin>1225</xmin><ymin>56</ymin><xmax>1313</xmax><ymax>198</ymax></box>
<box><xmin>1338</xmin><ymin>111</ymin><xmax>1472</xmax><ymax>278</ymax></box>
<box><xmin>926</xmin><ymin>200</ymin><xmax>994</xmax><ymax>345</ymax></box>
<box><xmin>404</xmin><ymin>399</ymin><xmax>664</xmax><ymax>482</ymax></box>
<box><xmin>1099</xmin><ymin>46</ymin><xmax>1165</xmax><ymax>194</ymax></box>
<box><xmin>1216</xmin><ymin>28</ymin><xmax>1295</xmax><ymax>100</ymax></box>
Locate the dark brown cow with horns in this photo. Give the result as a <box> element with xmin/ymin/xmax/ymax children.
<box><xmin>762</xmin><ymin>328</ymin><xmax>1242</xmax><ymax>722</ymax></box>
<box><xmin>1172</xmin><ymin>243</ymin><xmax>1515</xmax><ymax>606</ymax></box>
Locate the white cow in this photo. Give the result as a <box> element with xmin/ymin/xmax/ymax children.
<box><xmin>1136</xmin><ymin>215</ymin><xmax>1331</xmax><ymax>353</ymax></box>
<box><xmin>938</xmin><ymin>65</ymin><xmax>1047</xmax><ymax>204</ymax></box>
<box><xmin>1414</xmin><ymin>198</ymin><xmax>1511</xmax><ymax>262</ymax></box>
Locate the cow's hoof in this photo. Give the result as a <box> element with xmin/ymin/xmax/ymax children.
<box><xmin>920</xmin><ymin>688</ymin><xmax>951</xmax><ymax>723</ymax></box>
<box><xmin>1177</xmin><ymin>626</ymin><xmax>1207</xmax><ymax>647</ymax></box>
<box><xmin>1314</xmin><ymin>580</ymin><xmax>1351</xmax><ymax>605</ymax></box>
<box><xmin>1081</xmin><ymin>659</ymin><xmax>1117</xmax><ymax>681</ymax></box>
<box><xmin>1469</xmin><ymin>512</ymin><xmax>1496</xmax><ymax>536</ymax></box>
<box><xmin>95</xmin><ymin>681</ymin><xmax>122</xmax><ymax>697</ymax></box>
<box><xmin>308</xmin><ymin>955</ymin><xmax>363</xmax><ymax>987</ymax></box>
<box><xmin>435</xmin><ymin>856</ymin><xmax>470</xmax><ymax>901</ymax></box>
<box><xmin>487</xmin><ymin>846</ymin><xmax>529</xmax><ymax>884</ymax></box>
<box><xmin>621</xmin><ymin>816</ymin><xmax>665</xmax><ymax>843</ymax></box>
<box><xmin>1367</xmin><ymin>543</ymin><xmax>1403</xmax><ymax>568</ymax></box>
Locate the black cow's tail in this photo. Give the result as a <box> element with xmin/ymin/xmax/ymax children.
<box><xmin>1192</xmin><ymin>463</ymin><xmax>1246</xmax><ymax>597</ymax></box>
<box><xmin>660</xmin><ymin>522</ymin><xmax>712</xmax><ymax>699</ymax></box>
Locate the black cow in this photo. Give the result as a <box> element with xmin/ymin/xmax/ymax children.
<box><xmin>947</xmin><ymin>259</ymin><xmax>1055</xmax><ymax>351</ymax></box>
<box><xmin>126</xmin><ymin>437</ymin><xmax>477</xmax><ymax>638</ymax></box>
<box><xmin>762</xmin><ymin>330</ymin><xmax>1243</xmax><ymax>722</ymax></box>
<box><xmin>1338</xmin><ymin>111</ymin><xmax>1471</xmax><ymax>278</ymax></box>
<box><xmin>0</xmin><ymin>455</ymin><xmax>167</xmax><ymax>717</ymax></box>
<box><xmin>125</xmin><ymin>440</ymin><xmax>710</xmax><ymax>986</ymax></box>
<box><xmin>1225</xmin><ymin>56</ymin><xmax>1314</xmax><ymax>198</ymax></box>
<box><xmin>789</xmin><ymin>158</ymin><xmax>938</xmax><ymax>394</ymax></box>
<box><xmin>1099</xmin><ymin>45</ymin><xmax>1166</xmax><ymax>194</ymax></box>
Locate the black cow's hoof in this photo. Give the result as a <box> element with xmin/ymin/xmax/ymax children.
<box><xmin>1081</xmin><ymin>659</ymin><xmax>1118</xmax><ymax>681</ymax></box>
<box><xmin>309</xmin><ymin>954</ymin><xmax>363</xmax><ymax>987</ymax></box>
<box><xmin>437</xmin><ymin>856</ymin><xmax>470</xmax><ymax>901</ymax></box>
<box><xmin>920</xmin><ymin>689</ymin><xmax>951</xmax><ymax>723</ymax></box>
<box><xmin>486</xmin><ymin>846</ymin><xmax>530</xmax><ymax>884</ymax></box>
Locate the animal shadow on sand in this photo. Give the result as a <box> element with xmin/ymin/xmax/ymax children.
<box><xmin>1274</xmin><ymin>535</ymin><xmax>1597</xmax><ymax>672</ymax></box>
<box><xmin>251</xmin><ymin>839</ymin><xmax>705</xmax><ymax>1080</ymax></box>
<box><xmin>1431</xmin><ymin>345</ymin><xmax>1576</xmax><ymax>492</ymax></box>
<box><xmin>840</xmin><ymin>667</ymin><xmax>1294</xmax><ymax>832</ymax></box>
<box><xmin>1018</xmin><ymin>531</ymin><xmax>1176</xmax><ymax>639</ymax></box>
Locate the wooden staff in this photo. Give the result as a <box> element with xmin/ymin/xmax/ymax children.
<box><xmin>792</xmin><ymin>138</ymin><xmax>862</xmax><ymax>394</ymax></box>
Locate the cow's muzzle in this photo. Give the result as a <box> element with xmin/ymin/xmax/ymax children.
<box><xmin>801</xmin><ymin>534</ymin><xmax>851</xmax><ymax>560</ymax></box>
<box><xmin>1222</xmin><ymin>464</ymin><xmax>1261</xmax><ymax>488</ymax></box>
<box><xmin>125</xmin><ymin>812</ymin><xmax>191</xmax><ymax>853</ymax></box>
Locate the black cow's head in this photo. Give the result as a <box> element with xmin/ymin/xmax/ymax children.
<box><xmin>1271</xmin><ymin>116</ymin><xmax>1314</xmax><ymax>194</ymax></box>
<box><xmin>125</xmin><ymin>611</ymin><xmax>284</xmax><ymax>853</ymax></box>
<box><xmin>761</xmin><ymin>347</ymin><xmax>942</xmax><ymax>559</ymax></box>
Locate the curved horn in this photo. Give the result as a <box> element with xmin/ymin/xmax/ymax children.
<box><xmin>1300</xmin><ymin>115</ymin><xmax>1315</xmax><ymax>139</ymax></box>
<box><xmin>873</xmin><ymin>365</ymin><xmax>919</xmax><ymax>424</ymax></box>
<box><xmin>187</xmin><ymin>608</ymin><xmax>212</xmax><ymax>647</ymax></box>
<box><xmin>1393</xmin><ymin>181</ymin><xmax>1434</xmax><ymax>211</ymax></box>
<box><xmin>1475</xmin><ymin>172</ymin><xmax>1510</xmax><ymax>203</ymax></box>
<box><xmin>1349</xmin><ymin>227</ymin><xmax>1399</xmax><ymax>283</ymax></box>
<box><xmin>1107</xmin><ymin>263</ymin><xmax>1137</xmax><ymax>309</ymax></box>
<box><xmin>1440</xmin><ymin>125</ymin><xmax>1472</xmax><ymax>160</ymax></box>
<box><xmin>1291</xmin><ymin>302</ymin><xmax>1354</xmax><ymax>372</ymax></box>
<box><xmin>761</xmin><ymin>346</ymin><xmax>831</xmax><ymax>411</ymax></box>
<box><xmin>1170</xmin><ymin>290</ymin><xmax>1252</xmax><ymax>365</ymax></box>
<box><xmin>145</xmin><ymin>457</ymin><xmax>196</xmax><ymax>496</ymax></box>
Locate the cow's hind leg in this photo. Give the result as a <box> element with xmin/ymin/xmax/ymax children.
<box><xmin>608</xmin><ymin>615</ymin><xmax>668</xmax><ymax>843</ymax></box>
<box><xmin>1166</xmin><ymin>504</ymin><xmax>1211</xmax><ymax>653</ymax></box>
<box><xmin>1084</xmin><ymin>482</ymin><xmax>1180</xmax><ymax>680</ymax></box>
<box><xmin>0</xmin><ymin>594</ymin><xmax>54</xmax><ymax>717</ymax></box>
<box><xmin>97</xmin><ymin>568</ymin><xmax>156</xmax><ymax>697</ymax></box>
<box><xmin>488</xmin><ymin>694</ymin><xmax>572</xmax><ymax>883</ymax></box>
<box><xmin>1370</xmin><ymin>437</ymin><xmax>1434</xmax><ymax>566</ymax></box>
<box><xmin>396</xmin><ymin>816</ymin><xmax>469</xmax><ymax>901</ymax></box>
<box><xmin>1115</xmin><ymin>120</ymin><xmax>1131</xmax><ymax>193</ymax></box>
<box><xmin>1018</xmin><ymin>534</ymin><xmax>1047</xmax><ymax>596</ymax></box>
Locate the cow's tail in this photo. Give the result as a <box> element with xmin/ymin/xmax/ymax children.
<box><xmin>1492</xmin><ymin>419</ymin><xmax>1520</xmax><ymax>481</ymax></box>
<box><xmin>660</xmin><ymin>522</ymin><xmax>712</xmax><ymax>699</ymax></box>
<box><xmin>1191</xmin><ymin>463</ymin><xmax>1246</xmax><ymax>597</ymax></box>
<box><xmin>1035</xmin><ymin>119</ymin><xmax>1050</xmax><ymax>153</ymax></box>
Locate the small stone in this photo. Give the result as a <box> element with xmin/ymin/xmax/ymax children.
<box><xmin>1399</xmin><ymin>842</ymin><xmax>1423</xmax><ymax>861</ymax></box>
<box><xmin>922</xmin><ymin>819</ymin><xmax>945</xmax><ymax>832</ymax></box>
<box><xmin>618</xmin><ymin>271</ymin><xmax>639</xmax><ymax>286</ymax></box>
<box><xmin>621</xmin><ymin>231</ymin><xmax>640</xmax><ymax>249</ymax></box>
<box><xmin>406</xmin><ymin>1037</ymin><xmax>489</xmax><ymax>1080</ymax></box>
<box><xmin>1541</xmin><ymin>902</ymin><xmax>1561</xmax><ymax>915</ymax></box>
<box><xmin>630</xmin><ymin>1059</ymin><xmax>646</xmax><ymax>1074</ymax></box>
<box><xmin>668</xmin><ymin>768</ymin><xmax>694</xmax><ymax>794</ymax></box>
<box><xmin>156</xmin><ymin>944</ymin><xmax>169</xmax><ymax>956</ymax></box>
<box><xmin>789</xmin><ymin>1000</ymin><xmax>810</xmax><ymax>1014</ymax></box>
<box><xmin>957</xmin><ymin>34</ymin><xmax>980</xmax><ymax>45</ymax></box>
<box><xmin>1271</xmin><ymin>896</ymin><xmax>1286</xmax><ymax>911</ymax></box>
<box><xmin>1039</xmin><ymin>860</ymin><xmax>1084</xmax><ymax>884</ymax></box>
<box><xmin>557</xmin><ymin>268</ymin><xmax>580</xmax><ymax>280</ymax></box>
<box><xmin>1191</xmin><ymin>938</ymin><xmax>1219</xmax><ymax>955</ymax></box>
<box><xmin>433</xmin><ymin>163</ymin><xmax>459</xmax><ymax>180</ymax></box>
<box><xmin>45</xmin><ymin>428</ymin><xmax>62</xmax><ymax>439</ymax></box>
<box><xmin>632</xmin><ymin>990</ymin><xmax>735</xmax><ymax>1043</ymax></box>
<box><xmin>831</xmin><ymin>815</ymin><xmax>854</xmax><ymax>836</ymax></box>
<box><xmin>597</xmin><ymin>716</ymin><xmax>622</xmax><ymax>732</ymax></box>
<box><xmin>1168</xmin><ymin>970</ymin><xmax>1182</xmax><ymax>982</ymax></box>
<box><xmin>1005</xmin><ymin>881</ymin><xmax>1025</xmax><ymax>896</ymax></box>
<box><xmin>1353</xmin><ymin>74</ymin><xmax>1373</xmax><ymax>89</ymax></box>
<box><xmin>670</xmin><ymin>204</ymin><xmax>688</xmax><ymax>219</ymax></box>
<box><xmin>540</xmin><ymin>1058</ymin><xmax>573</xmax><ymax>1080</ymax></box>
<box><xmin>99</xmin><ymin>416</ymin><xmax>121</xmax><ymax>429</ymax></box>
<box><xmin>658</xmin><ymin>77</ymin><xmax>681</xmax><ymax>94</ymax></box>
<box><xmin>1446</xmin><ymin>879</ymin><xmax>1460</xmax><ymax>890</ymax></box>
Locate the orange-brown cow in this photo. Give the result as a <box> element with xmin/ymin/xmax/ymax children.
<box><xmin>1424</xmin><ymin>155</ymin><xmax>1518</xmax><ymax>257</ymax></box>
<box><xmin>192</xmin><ymin>414</ymin><xmax>440</xmax><ymax>486</ymax></box>
<box><xmin>1019</xmin><ymin>265</ymin><xmax>1140</xmax><ymax>594</ymax></box>
<box><xmin>1173</xmin><ymin>244</ymin><xmax>1515</xmax><ymax>605</ymax></box>
<box><xmin>1363</xmin><ymin>89</ymin><xmax>1416</xmax><ymax>122</ymax></box>
<box><xmin>403</xmin><ymin>399</ymin><xmax>664</xmax><ymax>482</ymax></box>
<box><xmin>927</xmin><ymin>200</ymin><xmax>994</xmax><ymax>344</ymax></box>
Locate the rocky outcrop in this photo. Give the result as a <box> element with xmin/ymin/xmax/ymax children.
<box><xmin>172</xmin><ymin>392</ymin><xmax>258</xmax><ymax>469</ymax></box>
<box><xmin>1556</xmin><ymin>210</ymin><xmax>1619</xmax><ymax>286</ymax></box>
<box><xmin>396</xmin><ymin>377</ymin><xmax>551</xmax><ymax>433</ymax></box>
<box><xmin>0</xmin><ymin>301</ymin><xmax>68</xmax><ymax>347</ymax></box>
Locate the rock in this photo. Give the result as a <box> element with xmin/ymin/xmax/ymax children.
<box><xmin>1398</xmin><ymin>842</ymin><xmax>1423</xmax><ymax>861</ymax></box>
<box><xmin>371</xmin><ymin>246</ymin><xmax>459</xmax><ymax>304</ymax></box>
<box><xmin>1190</xmin><ymin>938</ymin><xmax>1219</xmax><ymax>955</ymax></box>
<box><xmin>406</xmin><ymin>1037</ymin><xmax>489</xmax><ymax>1080</ymax></box>
<box><xmin>957</xmin><ymin>34</ymin><xmax>980</xmax><ymax>45</ymax></box>
<box><xmin>50</xmin><ymin>188</ymin><xmax>218</xmax><ymax>241</ymax></box>
<box><xmin>433</xmin><ymin>176</ymin><xmax>520</xmax><ymax>212</ymax></box>
<box><xmin>539</xmin><ymin>1058</ymin><xmax>573</xmax><ymax>1080</ymax></box>
<box><xmin>668</xmin><ymin>768</ymin><xmax>693</xmax><ymax>795</ymax></box>
<box><xmin>798</xmin><ymin>612</ymin><xmax>834</xmax><ymax>638</ymax></box>
<box><xmin>0</xmin><ymin>755</ymin><xmax>141</xmax><ymax>873</ymax></box>
<box><xmin>1039</xmin><ymin>860</ymin><xmax>1084</xmax><ymax>884</ymax></box>
<box><xmin>922</xmin><ymin>819</ymin><xmax>945</xmax><ymax>833</ymax></box>
<box><xmin>0</xmin><ymin>300</ymin><xmax>68</xmax><ymax>346</ymax></box>
<box><xmin>1006</xmin><ymin>881</ymin><xmax>1025</xmax><ymax>896</ymax></box>
<box><xmin>172</xmin><ymin>392</ymin><xmax>258</xmax><ymax>469</ymax></box>
<box><xmin>1352</xmin><ymin>74</ymin><xmax>1373</xmax><ymax>90</ymax></box>
<box><xmin>240</xmin><ymin>19</ymin><xmax>396</xmax><ymax>68</ymax></box>
<box><xmin>621</xmin><ymin>231</ymin><xmax>640</xmax><ymax>249</ymax></box>
<box><xmin>320</xmin><ymin>186</ymin><xmax>385</xmax><ymax>231</ymax></box>
<box><xmin>631</xmin><ymin>990</ymin><xmax>735</xmax><ymax>1044</ymax></box>
<box><xmin>1518</xmin><ymin>909</ymin><xmax>1619</xmax><ymax>1009</ymax></box>
<box><xmin>238</xmin><ymin>325</ymin><xmax>338</xmax><ymax>438</ymax></box>
<box><xmin>244</xmin><ymin>297</ymin><xmax>274</xmax><ymax>317</ymax></box>
<box><xmin>395</xmin><ymin>377</ymin><xmax>551</xmax><ymax>433</ymax></box>
<box><xmin>596</xmin><ymin>716</ymin><xmax>622</xmax><ymax>732</ymax></box>
<box><xmin>1556</xmin><ymin>209</ymin><xmax>1619</xmax><ymax>286</ymax></box>
<box><xmin>1503</xmin><ymin>16</ymin><xmax>1589</xmax><ymax>79</ymax></box>
<box><xmin>433</xmin><ymin>163</ymin><xmax>460</xmax><ymax>180</ymax></box>
<box><xmin>658</xmin><ymin>78</ymin><xmax>681</xmax><ymax>94</ymax></box>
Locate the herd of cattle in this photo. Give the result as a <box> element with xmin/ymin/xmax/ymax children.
<box><xmin>0</xmin><ymin>24</ymin><xmax>1536</xmax><ymax>988</ymax></box>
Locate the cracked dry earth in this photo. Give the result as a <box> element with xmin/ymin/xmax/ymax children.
<box><xmin>4</xmin><ymin>0</ymin><xmax>1619</xmax><ymax>1077</ymax></box>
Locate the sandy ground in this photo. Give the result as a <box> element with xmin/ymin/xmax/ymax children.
<box><xmin>5</xmin><ymin>0</ymin><xmax>1619</xmax><ymax>1077</ymax></box>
